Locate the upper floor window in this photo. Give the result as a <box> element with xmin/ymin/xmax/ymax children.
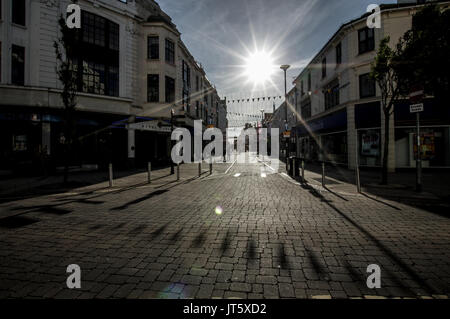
<box><xmin>12</xmin><ymin>0</ymin><xmax>25</xmax><ymax>26</ymax></box>
<box><xmin>147</xmin><ymin>74</ymin><xmax>159</xmax><ymax>102</ymax></box>
<box><xmin>301</xmin><ymin>99</ymin><xmax>311</xmax><ymax>120</ymax></box>
<box><xmin>165</xmin><ymin>39</ymin><xmax>175</xmax><ymax>64</ymax></box>
<box><xmin>196</xmin><ymin>76</ymin><xmax>199</xmax><ymax>92</ymax></box>
<box><xmin>307</xmin><ymin>72</ymin><xmax>311</xmax><ymax>92</ymax></box>
<box><xmin>148</xmin><ymin>36</ymin><xmax>159</xmax><ymax>60</ymax></box>
<box><xmin>336</xmin><ymin>42</ymin><xmax>342</xmax><ymax>65</ymax></box>
<box><xmin>321</xmin><ymin>58</ymin><xmax>327</xmax><ymax>79</ymax></box>
<box><xmin>73</xmin><ymin>11</ymin><xmax>120</xmax><ymax>97</ymax></box>
<box><xmin>300</xmin><ymin>80</ymin><xmax>304</xmax><ymax>96</ymax></box>
<box><xmin>359</xmin><ymin>73</ymin><xmax>376</xmax><ymax>98</ymax></box>
<box><xmin>11</xmin><ymin>45</ymin><xmax>25</xmax><ymax>85</ymax></box>
<box><xmin>165</xmin><ymin>76</ymin><xmax>175</xmax><ymax>103</ymax></box>
<box><xmin>324</xmin><ymin>80</ymin><xmax>340</xmax><ymax>110</ymax></box>
<box><xmin>358</xmin><ymin>27</ymin><xmax>375</xmax><ymax>54</ymax></box>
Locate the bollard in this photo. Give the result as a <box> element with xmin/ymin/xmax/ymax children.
<box><xmin>301</xmin><ymin>159</ymin><xmax>305</xmax><ymax>182</ymax></box>
<box><xmin>177</xmin><ymin>163</ymin><xmax>180</xmax><ymax>181</ymax></box>
<box><xmin>109</xmin><ymin>163</ymin><xmax>113</xmax><ymax>187</ymax></box>
<box><xmin>209</xmin><ymin>162</ymin><xmax>212</xmax><ymax>174</ymax></box>
<box><xmin>198</xmin><ymin>162</ymin><xmax>201</xmax><ymax>177</ymax></box>
<box><xmin>147</xmin><ymin>162</ymin><xmax>152</xmax><ymax>184</ymax></box>
<box><xmin>321</xmin><ymin>161</ymin><xmax>325</xmax><ymax>187</ymax></box>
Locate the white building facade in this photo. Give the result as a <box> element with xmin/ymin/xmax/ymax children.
<box><xmin>292</xmin><ymin>1</ymin><xmax>450</xmax><ymax>170</ymax></box>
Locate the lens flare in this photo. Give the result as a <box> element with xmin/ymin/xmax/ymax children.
<box><xmin>215</xmin><ymin>206</ymin><xmax>223</xmax><ymax>215</ymax></box>
<box><xmin>243</xmin><ymin>50</ymin><xmax>276</xmax><ymax>84</ymax></box>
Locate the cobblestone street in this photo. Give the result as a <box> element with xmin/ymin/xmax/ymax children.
<box><xmin>0</xmin><ymin>154</ymin><xmax>449</xmax><ymax>299</ymax></box>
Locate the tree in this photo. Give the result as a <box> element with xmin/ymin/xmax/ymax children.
<box><xmin>396</xmin><ymin>4</ymin><xmax>450</xmax><ymax>103</ymax></box>
<box><xmin>370</xmin><ymin>37</ymin><xmax>403</xmax><ymax>185</ymax></box>
<box><xmin>54</xmin><ymin>16</ymin><xmax>79</xmax><ymax>184</ymax></box>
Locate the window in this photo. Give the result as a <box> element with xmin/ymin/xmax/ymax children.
<box><xmin>301</xmin><ymin>100</ymin><xmax>311</xmax><ymax>120</ymax></box>
<box><xmin>301</xmin><ymin>80</ymin><xmax>304</xmax><ymax>96</ymax></box>
<box><xmin>74</xmin><ymin>11</ymin><xmax>120</xmax><ymax>97</ymax></box>
<box><xmin>324</xmin><ymin>80</ymin><xmax>340</xmax><ymax>110</ymax></box>
<box><xmin>307</xmin><ymin>72</ymin><xmax>311</xmax><ymax>92</ymax></box>
<box><xmin>11</xmin><ymin>45</ymin><xmax>25</xmax><ymax>85</ymax></box>
<box><xmin>358</xmin><ymin>27</ymin><xmax>375</xmax><ymax>54</ymax></box>
<box><xmin>359</xmin><ymin>73</ymin><xmax>376</xmax><ymax>98</ymax></box>
<box><xmin>165</xmin><ymin>39</ymin><xmax>175</xmax><ymax>64</ymax></box>
<box><xmin>12</xmin><ymin>0</ymin><xmax>25</xmax><ymax>26</ymax></box>
<box><xmin>147</xmin><ymin>74</ymin><xmax>159</xmax><ymax>102</ymax></box>
<box><xmin>336</xmin><ymin>42</ymin><xmax>342</xmax><ymax>65</ymax></box>
<box><xmin>321</xmin><ymin>58</ymin><xmax>326</xmax><ymax>79</ymax></box>
<box><xmin>165</xmin><ymin>76</ymin><xmax>175</xmax><ymax>103</ymax></box>
<box><xmin>0</xmin><ymin>41</ymin><xmax>2</xmax><ymax>82</ymax></box>
<box><xmin>182</xmin><ymin>61</ymin><xmax>191</xmax><ymax>111</ymax></box>
<box><xmin>196</xmin><ymin>101</ymin><xmax>199</xmax><ymax>118</ymax></box>
<box><xmin>147</xmin><ymin>36</ymin><xmax>159</xmax><ymax>60</ymax></box>
<box><xmin>196</xmin><ymin>76</ymin><xmax>199</xmax><ymax>92</ymax></box>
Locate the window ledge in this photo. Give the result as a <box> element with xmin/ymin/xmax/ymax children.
<box><xmin>11</xmin><ymin>23</ymin><xmax>27</xmax><ymax>30</ymax></box>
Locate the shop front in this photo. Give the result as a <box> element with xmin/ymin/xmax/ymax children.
<box><xmin>394</xmin><ymin>98</ymin><xmax>450</xmax><ymax>168</ymax></box>
<box><xmin>295</xmin><ymin>108</ymin><xmax>348</xmax><ymax>164</ymax></box>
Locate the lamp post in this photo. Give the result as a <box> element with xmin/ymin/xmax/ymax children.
<box><xmin>280</xmin><ymin>65</ymin><xmax>290</xmax><ymax>158</ymax></box>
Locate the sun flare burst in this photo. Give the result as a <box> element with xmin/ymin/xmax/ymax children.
<box><xmin>243</xmin><ymin>50</ymin><xmax>276</xmax><ymax>85</ymax></box>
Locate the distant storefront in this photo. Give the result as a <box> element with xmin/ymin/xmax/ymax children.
<box><xmin>296</xmin><ymin>108</ymin><xmax>347</xmax><ymax>164</ymax></box>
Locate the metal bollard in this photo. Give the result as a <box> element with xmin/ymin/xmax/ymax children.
<box><xmin>177</xmin><ymin>163</ymin><xmax>180</xmax><ymax>181</ymax></box>
<box><xmin>109</xmin><ymin>163</ymin><xmax>113</xmax><ymax>187</ymax></box>
<box><xmin>356</xmin><ymin>163</ymin><xmax>361</xmax><ymax>193</ymax></box>
<box><xmin>209</xmin><ymin>162</ymin><xmax>212</xmax><ymax>174</ymax></box>
<box><xmin>321</xmin><ymin>161</ymin><xmax>325</xmax><ymax>187</ymax></box>
<box><xmin>147</xmin><ymin>162</ymin><xmax>152</xmax><ymax>184</ymax></box>
<box><xmin>301</xmin><ymin>159</ymin><xmax>305</xmax><ymax>182</ymax></box>
<box><xmin>198</xmin><ymin>162</ymin><xmax>202</xmax><ymax>177</ymax></box>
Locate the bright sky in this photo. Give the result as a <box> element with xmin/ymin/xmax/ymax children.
<box><xmin>157</xmin><ymin>0</ymin><xmax>397</xmax><ymax>125</ymax></box>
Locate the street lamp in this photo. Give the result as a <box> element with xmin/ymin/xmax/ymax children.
<box><xmin>280</xmin><ymin>65</ymin><xmax>290</xmax><ymax>158</ymax></box>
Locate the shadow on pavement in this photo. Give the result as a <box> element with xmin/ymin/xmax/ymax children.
<box><xmin>110</xmin><ymin>189</ymin><xmax>168</xmax><ymax>211</ymax></box>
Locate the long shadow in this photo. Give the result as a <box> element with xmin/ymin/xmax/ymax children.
<box><xmin>306</xmin><ymin>249</ymin><xmax>327</xmax><ymax>279</ymax></box>
<box><xmin>128</xmin><ymin>224</ymin><xmax>147</xmax><ymax>235</ymax></box>
<box><xmin>323</xmin><ymin>186</ymin><xmax>349</xmax><ymax>202</ymax></box>
<box><xmin>150</xmin><ymin>223</ymin><xmax>169</xmax><ymax>241</ymax></box>
<box><xmin>170</xmin><ymin>228</ymin><xmax>184</xmax><ymax>242</ymax></box>
<box><xmin>192</xmin><ymin>232</ymin><xmax>207</xmax><ymax>248</ymax></box>
<box><xmin>277</xmin><ymin>243</ymin><xmax>289</xmax><ymax>269</ymax></box>
<box><xmin>309</xmin><ymin>185</ymin><xmax>439</xmax><ymax>295</ymax></box>
<box><xmin>221</xmin><ymin>229</ymin><xmax>232</xmax><ymax>253</ymax></box>
<box><xmin>360</xmin><ymin>192</ymin><xmax>401</xmax><ymax>210</ymax></box>
<box><xmin>0</xmin><ymin>215</ymin><xmax>39</xmax><ymax>229</ymax></box>
<box><xmin>246</xmin><ymin>236</ymin><xmax>257</xmax><ymax>260</ymax></box>
<box><xmin>110</xmin><ymin>189</ymin><xmax>168</xmax><ymax>211</ymax></box>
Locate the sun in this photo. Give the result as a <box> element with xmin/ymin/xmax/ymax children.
<box><xmin>243</xmin><ymin>50</ymin><xmax>276</xmax><ymax>85</ymax></box>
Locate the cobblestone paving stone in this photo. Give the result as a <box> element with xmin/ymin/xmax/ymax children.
<box><xmin>0</xmin><ymin>155</ymin><xmax>449</xmax><ymax>299</ymax></box>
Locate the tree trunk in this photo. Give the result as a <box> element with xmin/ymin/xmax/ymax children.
<box><xmin>381</xmin><ymin>111</ymin><xmax>390</xmax><ymax>185</ymax></box>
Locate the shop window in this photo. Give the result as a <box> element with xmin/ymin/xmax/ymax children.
<box><xmin>148</xmin><ymin>36</ymin><xmax>159</xmax><ymax>60</ymax></box>
<box><xmin>147</xmin><ymin>74</ymin><xmax>159</xmax><ymax>102</ymax></box>
<box><xmin>165</xmin><ymin>76</ymin><xmax>175</xmax><ymax>103</ymax></box>
<box><xmin>359</xmin><ymin>73</ymin><xmax>376</xmax><ymax>98</ymax></box>
<box><xmin>165</xmin><ymin>39</ymin><xmax>175</xmax><ymax>64</ymax></box>
<box><xmin>12</xmin><ymin>0</ymin><xmax>25</xmax><ymax>26</ymax></box>
<box><xmin>11</xmin><ymin>45</ymin><xmax>25</xmax><ymax>85</ymax></box>
<box><xmin>358</xmin><ymin>27</ymin><xmax>375</xmax><ymax>54</ymax></box>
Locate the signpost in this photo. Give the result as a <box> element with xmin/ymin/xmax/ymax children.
<box><xmin>409</xmin><ymin>89</ymin><xmax>424</xmax><ymax>192</ymax></box>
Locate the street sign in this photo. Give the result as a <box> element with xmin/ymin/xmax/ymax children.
<box><xmin>410</xmin><ymin>103</ymin><xmax>424</xmax><ymax>113</ymax></box>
